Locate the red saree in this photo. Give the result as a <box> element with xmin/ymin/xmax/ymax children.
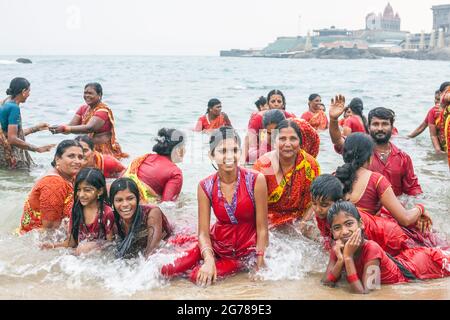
<box><xmin>300</xmin><ymin>110</ymin><xmax>328</xmax><ymax>130</ymax></box>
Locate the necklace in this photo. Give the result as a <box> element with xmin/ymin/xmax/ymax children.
<box><xmin>377</xmin><ymin>146</ymin><xmax>391</xmax><ymax>163</ymax></box>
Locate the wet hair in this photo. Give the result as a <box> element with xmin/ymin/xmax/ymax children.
<box><xmin>327</xmin><ymin>199</ymin><xmax>418</xmax><ymax>280</ymax></box>
<box><xmin>435</xmin><ymin>90</ymin><xmax>441</xmax><ymax>95</ymax></box>
<box><xmin>206</xmin><ymin>98</ymin><xmax>221</xmax><ymax>114</ymax></box>
<box><xmin>310</xmin><ymin>174</ymin><xmax>344</xmax><ymax>202</ymax></box>
<box><xmin>254</xmin><ymin>96</ymin><xmax>267</xmax><ymax>110</ymax></box>
<box><xmin>267</xmin><ymin>89</ymin><xmax>286</xmax><ymax>109</ymax></box>
<box><xmin>275</xmin><ymin>119</ymin><xmax>303</xmax><ymax>145</ymax></box>
<box><xmin>84</xmin><ymin>82</ymin><xmax>103</xmax><ymax>97</ymax></box>
<box><xmin>439</xmin><ymin>81</ymin><xmax>450</xmax><ymax>93</ymax></box>
<box><xmin>348</xmin><ymin>98</ymin><xmax>369</xmax><ymax>133</ymax></box>
<box><xmin>335</xmin><ymin>133</ymin><xmax>374</xmax><ymax>194</ymax></box>
<box><xmin>70</xmin><ymin>168</ymin><xmax>107</xmax><ymax>245</ymax></box>
<box><xmin>308</xmin><ymin>93</ymin><xmax>321</xmax><ymax>102</ymax></box>
<box><xmin>110</xmin><ymin>178</ymin><xmax>143</xmax><ymax>258</ymax></box>
<box><xmin>152</xmin><ymin>128</ymin><xmax>185</xmax><ymax>156</ymax></box>
<box><xmin>209</xmin><ymin>126</ymin><xmax>241</xmax><ymax>156</ymax></box>
<box><xmin>368</xmin><ymin>107</ymin><xmax>396</xmax><ymax>126</ymax></box>
<box><xmin>51</xmin><ymin>140</ymin><xmax>82</xmax><ymax>167</ymax></box>
<box><xmin>263</xmin><ymin>109</ymin><xmax>286</xmax><ymax>128</ymax></box>
<box><xmin>327</xmin><ymin>200</ymin><xmax>361</xmax><ymax>226</ymax></box>
<box><xmin>5</xmin><ymin>77</ymin><xmax>30</xmax><ymax>99</ymax></box>
<box><xmin>74</xmin><ymin>135</ymin><xmax>94</xmax><ymax>151</ymax></box>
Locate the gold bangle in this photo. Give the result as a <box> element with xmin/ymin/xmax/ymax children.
<box><xmin>200</xmin><ymin>246</ymin><xmax>214</xmax><ymax>258</ymax></box>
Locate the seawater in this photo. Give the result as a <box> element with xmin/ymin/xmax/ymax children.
<box><xmin>0</xmin><ymin>56</ymin><xmax>449</xmax><ymax>299</ymax></box>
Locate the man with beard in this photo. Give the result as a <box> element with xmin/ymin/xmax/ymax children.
<box><xmin>329</xmin><ymin>95</ymin><xmax>422</xmax><ymax>197</ymax></box>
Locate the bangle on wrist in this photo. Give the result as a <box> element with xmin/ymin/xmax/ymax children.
<box><xmin>200</xmin><ymin>246</ymin><xmax>213</xmax><ymax>258</ymax></box>
<box><xmin>28</xmin><ymin>145</ymin><xmax>36</xmax><ymax>152</ymax></box>
<box><xmin>346</xmin><ymin>273</ymin><xmax>359</xmax><ymax>283</ymax></box>
<box><xmin>415</xmin><ymin>204</ymin><xmax>425</xmax><ymax>216</ymax></box>
<box><xmin>255</xmin><ymin>249</ymin><xmax>265</xmax><ymax>257</ymax></box>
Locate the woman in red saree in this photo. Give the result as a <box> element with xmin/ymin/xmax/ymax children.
<box><xmin>334</xmin><ymin>133</ymin><xmax>445</xmax><ymax>248</ymax></box>
<box><xmin>161</xmin><ymin>127</ymin><xmax>268</xmax><ymax>286</ymax></box>
<box><xmin>74</xmin><ymin>135</ymin><xmax>125</xmax><ymax>179</ymax></box>
<box><xmin>194</xmin><ymin>98</ymin><xmax>232</xmax><ymax>132</ymax></box>
<box><xmin>49</xmin><ymin>83</ymin><xmax>128</xmax><ymax>160</ymax></box>
<box><xmin>122</xmin><ymin>128</ymin><xmax>185</xmax><ymax>203</ymax></box>
<box><xmin>253</xmin><ymin>119</ymin><xmax>320</xmax><ymax>228</ymax></box>
<box><xmin>437</xmin><ymin>82</ymin><xmax>450</xmax><ymax>169</ymax></box>
<box><xmin>301</xmin><ymin>94</ymin><xmax>328</xmax><ymax>130</ymax></box>
<box><xmin>19</xmin><ymin>140</ymin><xmax>84</xmax><ymax>234</ymax></box>
<box><xmin>341</xmin><ymin>97</ymin><xmax>368</xmax><ymax>135</ymax></box>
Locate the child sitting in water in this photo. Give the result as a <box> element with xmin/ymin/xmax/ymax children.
<box><xmin>42</xmin><ymin>168</ymin><xmax>115</xmax><ymax>255</ymax></box>
<box><xmin>310</xmin><ymin>174</ymin><xmax>428</xmax><ymax>256</ymax></box>
<box><xmin>322</xmin><ymin>201</ymin><xmax>450</xmax><ymax>294</ymax></box>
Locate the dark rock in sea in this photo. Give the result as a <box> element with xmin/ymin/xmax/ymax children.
<box><xmin>16</xmin><ymin>58</ymin><xmax>32</xmax><ymax>64</ymax></box>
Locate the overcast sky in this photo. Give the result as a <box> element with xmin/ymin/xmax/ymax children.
<box><xmin>1</xmin><ymin>0</ymin><xmax>449</xmax><ymax>55</ymax></box>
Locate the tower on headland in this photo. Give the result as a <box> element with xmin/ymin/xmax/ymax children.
<box><xmin>431</xmin><ymin>4</ymin><xmax>450</xmax><ymax>34</ymax></box>
<box><xmin>366</xmin><ymin>3</ymin><xmax>401</xmax><ymax>31</ymax></box>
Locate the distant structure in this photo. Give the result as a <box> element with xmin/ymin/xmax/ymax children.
<box><xmin>432</xmin><ymin>4</ymin><xmax>450</xmax><ymax>34</ymax></box>
<box><xmin>366</xmin><ymin>3</ymin><xmax>401</xmax><ymax>32</ymax></box>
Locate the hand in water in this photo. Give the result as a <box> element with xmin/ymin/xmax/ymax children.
<box><xmin>329</xmin><ymin>94</ymin><xmax>346</xmax><ymax>120</ymax></box>
<box><xmin>196</xmin><ymin>259</ymin><xmax>217</xmax><ymax>287</ymax></box>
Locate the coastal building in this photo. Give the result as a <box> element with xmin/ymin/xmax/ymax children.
<box><xmin>432</xmin><ymin>4</ymin><xmax>450</xmax><ymax>34</ymax></box>
<box><xmin>366</xmin><ymin>3</ymin><xmax>401</xmax><ymax>32</ymax></box>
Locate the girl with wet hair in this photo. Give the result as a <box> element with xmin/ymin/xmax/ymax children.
<box><xmin>301</xmin><ymin>93</ymin><xmax>328</xmax><ymax>130</ymax></box>
<box><xmin>335</xmin><ymin>133</ymin><xmax>435</xmax><ymax>242</ymax></box>
<box><xmin>75</xmin><ymin>135</ymin><xmax>125</xmax><ymax>178</ymax></box>
<box><xmin>41</xmin><ymin>168</ymin><xmax>115</xmax><ymax>255</ymax></box>
<box><xmin>0</xmin><ymin>77</ymin><xmax>54</xmax><ymax>169</ymax></box>
<box><xmin>110</xmin><ymin>177</ymin><xmax>172</xmax><ymax>259</ymax></box>
<box><xmin>161</xmin><ymin>126</ymin><xmax>269</xmax><ymax>286</ymax></box>
<box><xmin>122</xmin><ymin>128</ymin><xmax>185</xmax><ymax>203</ymax></box>
<box><xmin>49</xmin><ymin>82</ymin><xmax>128</xmax><ymax>160</ymax></box>
<box><xmin>323</xmin><ymin>200</ymin><xmax>450</xmax><ymax>294</ymax></box>
<box><xmin>341</xmin><ymin>97</ymin><xmax>369</xmax><ymax>135</ymax></box>
<box><xmin>20</xmin><ymin>140</ymin><xmax>84</xmax><ymax>233</ymax></box>
<box><xmin>194</xmin><ymin>98</ymin><xmax>232</xmax><ymax>131</ymax></box>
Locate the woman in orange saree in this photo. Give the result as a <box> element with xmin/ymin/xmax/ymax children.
<box><xmin>253</xmin><ymin>120</ymin><xmax>320</xmax><ymax>228</ymax></box>
<box><xmin>49</xmin><ymin>83</ymin><xmax>128</xmax><ymax>160</ymax></box>
<box><xmin>19</xmin><ymin>140</ymin><xmax>84</xmax><ymax>234</ymax></box>
<box><xmin>194</xmin><ymin>98</ymin><xmax>232</xmax><ymax>132</ymax></box>
<box><xmin>300</xmin><ymin>94</ymin><xmax>328</xmax><ymax>130</ymax></box>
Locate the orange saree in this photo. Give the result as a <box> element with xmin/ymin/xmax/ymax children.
<box><xmin>253</xmin><ymin>149</ymin><xmax>320</xmax><ymax>228</ymax></box>
<box><xmin>19</xmin><ymin>174</ymin><xmax>74</xmax><ymax>234</ymax></box>
<box><xmin>81</xmin><ymin>102</ymin><xmax>128</xmax><ymax>160</ymax></box>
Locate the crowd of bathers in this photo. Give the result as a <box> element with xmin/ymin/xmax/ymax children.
<box><xmin>1</xmin><ymin>77</ymin><xmax>449</xmax><ymax>294</ymax></box>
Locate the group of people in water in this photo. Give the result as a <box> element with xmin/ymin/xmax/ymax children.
<box><xmin>1</xmin><ymin>76</ymin><xmax>450</xmax><ymax>294</ymax></box>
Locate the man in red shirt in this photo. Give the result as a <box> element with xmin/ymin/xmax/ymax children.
<box><xmin>329</xmin><ymin>98</ymin><xmax>422</xmax><ymax>197</ymax></box>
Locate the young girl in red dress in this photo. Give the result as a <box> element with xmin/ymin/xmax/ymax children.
<box><xmin>161</xmin><ymin>127</ymin><xmax>269</xmax><ymax>286</ymax></box>
<box><xmin>41</xmin><ymin>168</ymin><xmax>115</xmax><ymax>255</ymax></box>
<box><xmin>322</xmin><ymin>201</ymin><xmax>450</xmax><ymax>294</ymax></box>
